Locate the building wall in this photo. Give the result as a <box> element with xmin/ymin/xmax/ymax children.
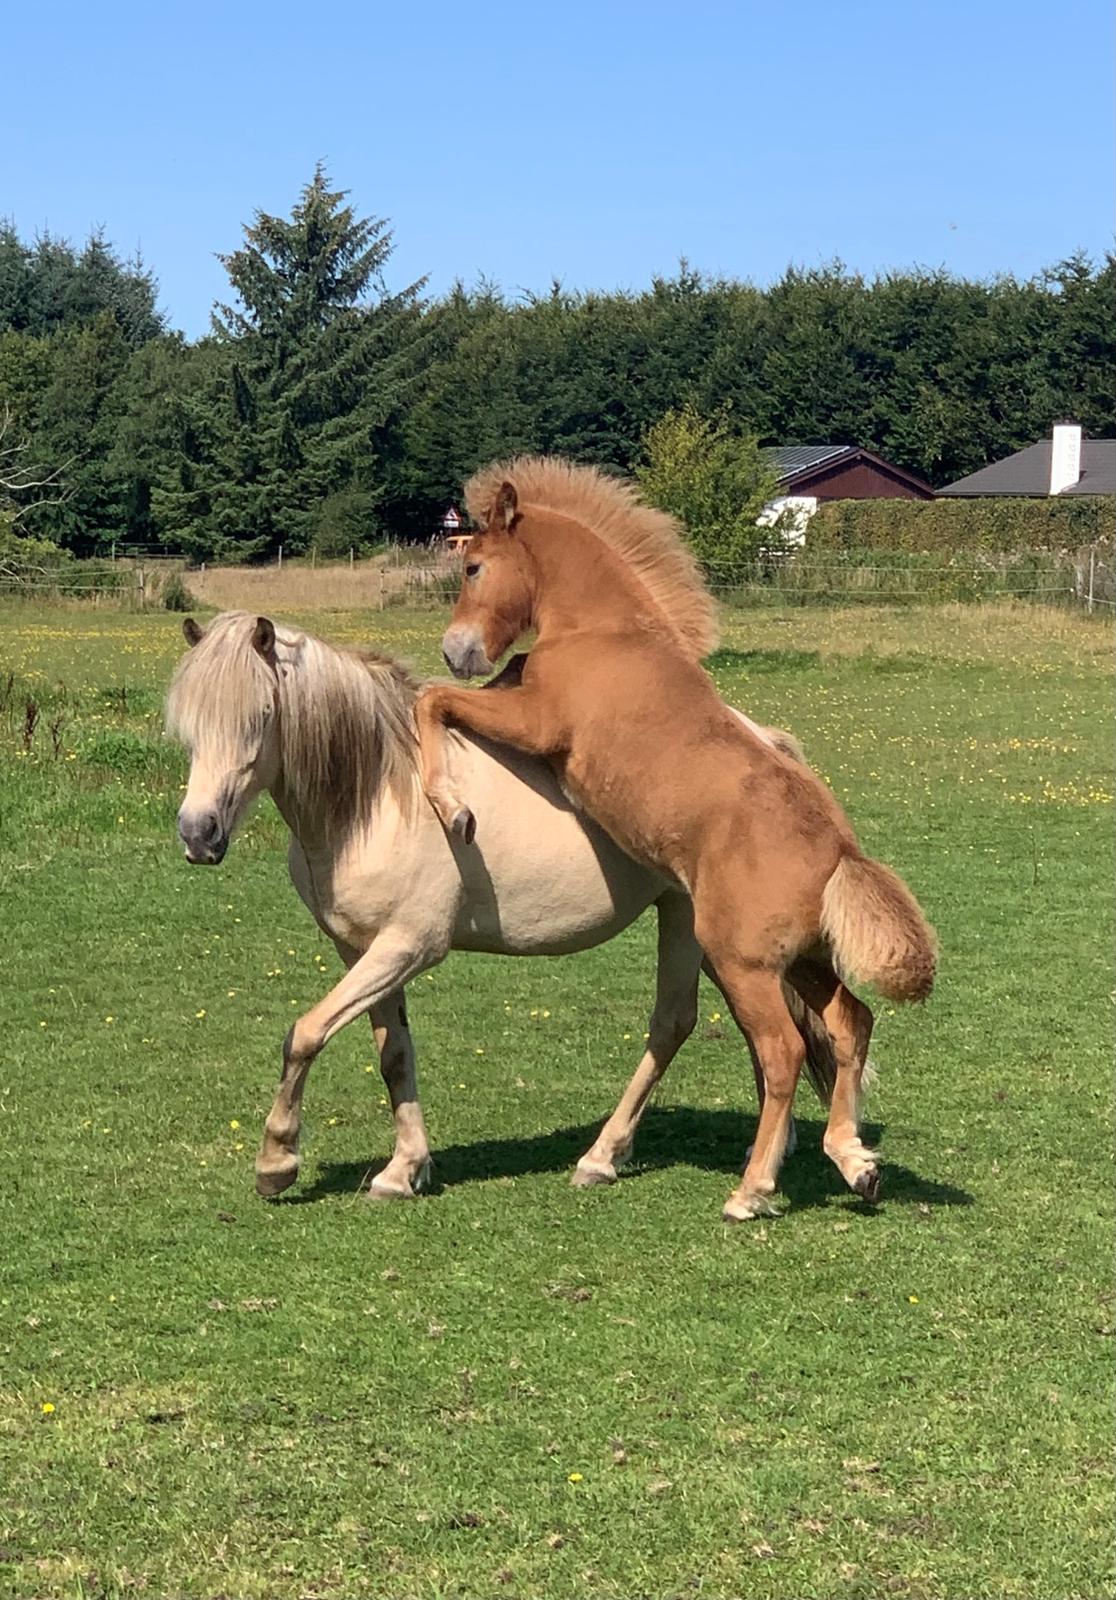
<box><xmin>793</xmin><ymin>461</ymin><xmax>934</xmax><ymax>501</ymax></box>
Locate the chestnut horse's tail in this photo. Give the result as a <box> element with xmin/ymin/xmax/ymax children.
<box><xmin>781</xmin><ymin>980</ymin><xmax>838</xmax><ymax>1104</ymax></box>
<box><xmin>821</xmin><ymin>853</ymin><xmax>937</xmax><ymax>1003</ymax></box>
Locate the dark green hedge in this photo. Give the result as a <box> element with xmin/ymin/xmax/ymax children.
<box><xmin>806</xmin><ymin>496</ymin><xmax>1114</xmax><ymax>552</ymax></box>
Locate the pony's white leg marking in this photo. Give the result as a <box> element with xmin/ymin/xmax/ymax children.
<box><xmin>256</xmin><ymin>938</ymin><xmax>427</xmax><ymax>1198</ymax></box>
<box><xmin>366</xmin><ymin>989</ymin><xmax>433</xmax><ymax>1200</ymax></box>
<box><xmin>573</xmin><ymin>893</ymin><xmax>700</xmax><ymax>1187</ymax></box>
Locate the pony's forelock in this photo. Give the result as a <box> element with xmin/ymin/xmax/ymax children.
<box><xmin>166</xmin><ymin>611</ymin><xmax>420</xmax><ymax>841</ymax></box>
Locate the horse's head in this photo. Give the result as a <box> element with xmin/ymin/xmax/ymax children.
<box><xmin>442</xmin><ymin>483</ymin><xmax>534</xmax><ymax>679</ymax></box>
<box><xmin>167</xmin><ymin>613</ymin><xmax>288</xmax><ymax>865</ymax></box>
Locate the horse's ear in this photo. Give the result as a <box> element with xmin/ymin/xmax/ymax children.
<box><xmin>492</xmin><ymin>481</ymin><xmax>519</xmax><ymax>533</ymax></box>
<box><xmin>251</xmin><ymin>616</ymin><xmax>276</xmax><ymax>658</ymax></box>
<box><xmin>183</xmin><ymin>617</ymin><xmax>203</xmax><ymax>648</ymax></box>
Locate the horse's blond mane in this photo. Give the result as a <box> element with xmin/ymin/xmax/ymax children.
<box><xmin>165</xmin><ymin>611</ymin><xmax>419</xmax><ymax>841</ymax></box>
<box><xmin>465</xmin><ymin>456</ymin><xmax>719</xmax><ymax>659</ymax></box>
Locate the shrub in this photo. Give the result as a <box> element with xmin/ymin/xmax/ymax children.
<box><xmin>636</xmin><ymin>407</ymin><xmax>782</xmax><ymax>581</ymax></box>
<box><xmin>806</xmin><ymin>496</ymin><xmax>1115</xmax><ymax>553</ymax></box>
<box><xmin>162</xmin><ymin>571</ymin><xmax>199</xmax><ymax>611</ymax></box>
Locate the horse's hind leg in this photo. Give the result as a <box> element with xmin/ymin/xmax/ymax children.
<box><xmin>789</xmin><ymin>958</ymin><xmax>878</xmax><ymax>1201</ymax></box>
<box><xmin>366</xmin><ymin>988</ymin><xmax>433</xmax><ymax>1200</ymax></box>
<box><xmin>256</xmin><ymin>937</ymin><xmax>426</xmax><ymax>1198</ymax></box>
<box><xmin>573</xmin><ymin>891</ymin><xmax>701</xmax><ymax>1187</ymax></box>
<box><xmin>704</xmin><ymin>959</ymin><xmax>808</xmax><ymax>1159</ymax></box>
<box><xmin>701</xmin><ymin>948</ymin><xmax>806</xmax><ymax>1221</ymax></box>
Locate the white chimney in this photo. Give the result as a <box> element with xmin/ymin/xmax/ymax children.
<box><xmin>1049</xmin><ymin>421</ymin><xmax>1082</xmax><ymax>495</ymax></box>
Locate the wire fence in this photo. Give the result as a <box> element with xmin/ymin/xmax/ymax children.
<box><xmin>1</xmin><ymin>543</ymin><xmax>1113</xmax><ymax>613</ymax></box>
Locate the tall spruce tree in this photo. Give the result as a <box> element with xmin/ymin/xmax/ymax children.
<box><xmin>156</xmin><ymin>167</ymin><xmax>425</xmax><ymax>559</ymax></box>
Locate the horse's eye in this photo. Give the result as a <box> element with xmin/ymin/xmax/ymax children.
<box><xmin>465</xmin><ymin>562</ymin><xmax>481</xmax><ymax>578</ymax></box>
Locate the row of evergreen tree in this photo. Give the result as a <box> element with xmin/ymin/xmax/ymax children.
<box><xmin>1</xmin><ymin>167</ymin><xmax>1113</xmax><ymax>559</ymax></box>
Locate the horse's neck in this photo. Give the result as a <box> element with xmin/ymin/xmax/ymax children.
<box><xmin>526</xmin><ymin>519</ymin><xmax>649</xmax><ymax>638</ymax></box>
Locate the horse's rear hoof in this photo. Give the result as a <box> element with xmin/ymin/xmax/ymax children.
<box><xmin>853</xmin><ymin>1167</ymin><xmax>882</xmax><ymax>1204</ymax></box>
<box><xmin>367</xmin><ymin>1157</ymin><xmax>433</xmax><ymax>1200</ymax></box>
<box><xmin>256</xmin><ymin>1163</ymin><xmax>298</xmax><ymax>1198</ymax></box>
<box><xmin>451</xmin><ymin>807</ymin><xmax>476</xmax><ymax>845</ymax></box>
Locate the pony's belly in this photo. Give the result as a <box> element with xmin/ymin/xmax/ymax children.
<box><xmin>452</xmin><ymin>887</ymin><xmax>650</xmax><ymax>957</ymax></box>
<box><xmin>449</xmin><ymin>737</ymin><xmax>665</xmax><ymax>955</ymax></box>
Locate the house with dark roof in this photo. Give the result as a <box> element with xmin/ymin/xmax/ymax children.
<box><xmin>756</xmin><ymin>444</ymin><xmax>934</xmax><ymax>541</ymax></box>
<box><xmin>939</xmin><ymin>423</ymin><xmax>1116</xmax><ymax>498</ymax></box>
<box><xmin>763</xmin><ymin>445</ymin><xmax>935</xmax><ymax>502</ymax></box>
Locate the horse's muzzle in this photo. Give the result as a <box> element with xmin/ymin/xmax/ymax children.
<box><xmin>178</xmin><ymin>807</ymin><xmax>228</xmax><ymax>866</ymax></box>
<box><xmin>442</xmin><ymin>624</ymin><xmax>493</xmax><ymax>680</ymax></box>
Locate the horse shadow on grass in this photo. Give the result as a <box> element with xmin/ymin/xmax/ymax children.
<box><xmin>291</xmin><ymin>1104</ymin><xmax>973</xmax><ymax>1213</ymax></box>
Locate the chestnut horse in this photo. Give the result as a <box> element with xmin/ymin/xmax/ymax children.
<box><xmin>416</xmin><ymin>458</ymin><xmax>937</xmax><ymax>1220</ymax></box>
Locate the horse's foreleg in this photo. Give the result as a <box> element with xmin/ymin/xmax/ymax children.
<box><xmin>414</xmin><ymin>683</ymin><xmax>563</xmax><ymax>843</ymax></box>
<box><xmin>255</xmin><ymin>938</ymin><xmax>427</xmax><ymax>1198</ymax></box>
<box><xmin>573</xmin><ymin>892</ymin><xmax>701</xmax><ymax>1187</ymax></box>
<box><xmin>366</xmin><ymin>988</ymin><xmax>433</xmax><ymax>1201</ymax></box>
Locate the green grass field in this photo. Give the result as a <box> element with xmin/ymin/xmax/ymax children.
<box><xmin>0</xmin><ymin>600</ymin><xmax>1111</xmax><ymax>1600</ymax></box>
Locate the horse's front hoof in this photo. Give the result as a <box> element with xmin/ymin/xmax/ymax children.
<box><xmin>571</xmin><ymin>1159</ymin><xmax>618</xmax><ymax>1188</ymax></box>
<box><xmin>722</xmin><ymin>1189</ymin><xmax>781</xmax><ymax>1223</ymax></box>
<box><xmin>450</xmin><ymin>806</ymin><xmax>476</xmax><ymax>845</ymax></box>
<box><xmin>256</xmin><ymin>1161</ymin><xmax>299</xmax><ymax>1198</ymax></box>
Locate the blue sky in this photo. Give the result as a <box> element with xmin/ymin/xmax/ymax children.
<box><xmin>5</xmin><ymin>0</ymin><xmax>1112</xmax><ymax>337</ymax></box>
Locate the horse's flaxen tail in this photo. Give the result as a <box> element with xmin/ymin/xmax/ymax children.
<box><xmin>782</xmin><ymin>980</ymin><xmax>838</xmax><ymax>1105</ymax></box>
<box><xmin>821</xmin><ymin>853</ymin><xmax>937</xmax><ymax>1004</ymax></box>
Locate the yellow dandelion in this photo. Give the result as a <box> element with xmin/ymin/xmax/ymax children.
<box><xmin>908</xmin><ymin>1295</ymin><xmax>920</xmax><ymax>1305</ymax></box>
<box><xmin>567</xmin><ymin>1472</ymin><xmax>583</xmax><ymax>1483</ymax></box>
<box><xmin>195</xmin><ymin>1009</ymin><xmax>206</xmax><ymax>1019</ymax></box>
<box><xmin>229</xmin><ymin>1119</ymin><xmax>240</xmax><ymax>1130</ymax></box>
<box><xmin>104</xmin><ymin>1016</ymin><xmax>114</xmax><ymax>1024</ymax></box>
<box><xmin>709</xmin><ymin>1011</ymin><xmax>722</xmax><ymax>1023</ymax></box>
<box><xmin>41</xmin><ymin>1402</ymin><xmax>55</xmax><ymax>1415</ymax></box>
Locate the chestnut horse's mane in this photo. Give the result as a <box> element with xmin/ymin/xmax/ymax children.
<box><xmin>464</xmin><ymin>456</ymin><xmax>720</xmax><ymax>660</ymax></box>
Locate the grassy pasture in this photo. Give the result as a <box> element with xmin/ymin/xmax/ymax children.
<box><xmin>0</xmin><ymin>600</ymin><xmax>1111</xmax><ymax>1600</ymax></box>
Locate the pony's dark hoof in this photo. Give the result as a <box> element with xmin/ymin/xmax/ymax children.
<box><xmin>853</xmin><ymin>1167</ymin><xmax>881</xmax><ymax>1204</ymax></box>
<box><xmin>451</xmin><ymin>807</ymin><xmax>476</xmax><ymax>846</ymax></box>
<box><xmin>256</xmin><ymin>1164</ymin><xmax>298</xmax><ymax>1199</ymax></box>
